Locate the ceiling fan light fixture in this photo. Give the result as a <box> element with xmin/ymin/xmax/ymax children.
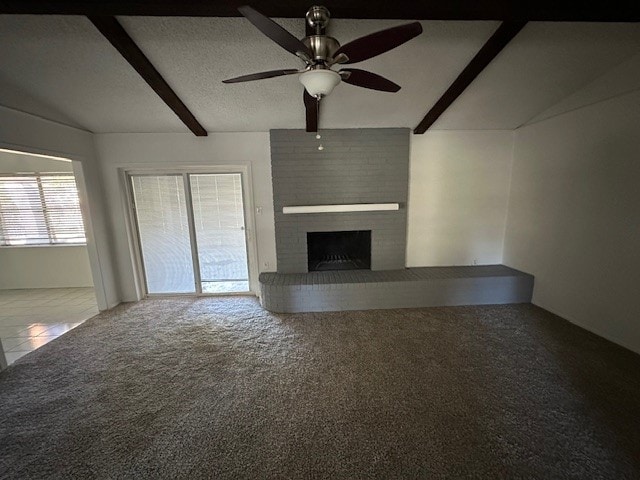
<box><xmin>299</xmin><ymin>69</ymin><xmax>341</xmax><ymax>98</ymax></box>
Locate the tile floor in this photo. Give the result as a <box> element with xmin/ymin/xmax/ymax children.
<box><xmin>0</xmin><ymin>287</ymin><xmax>98</xmax><ymax>366</ymax></box>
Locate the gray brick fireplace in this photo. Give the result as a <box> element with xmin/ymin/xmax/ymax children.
<box><xmin>261</xmin><ymin>128</ymin><xmax>533</xmax><ymax>313</ymax></box>
<box><xmin>270</xmin><ymin>128</ymin><xmax>410</xmax><ymax>273</ymax></box>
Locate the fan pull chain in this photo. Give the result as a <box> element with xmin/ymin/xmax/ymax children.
<box><xmin>316</xmin><ymin>96</ymin><xmax>324</xmax><ymax>151</ymax></box>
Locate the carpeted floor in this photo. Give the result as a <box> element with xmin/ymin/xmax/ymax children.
<box><xmin>1</xmin><ymin>297</ymin><xmax>639</xmax><ymax>479</ymax></box>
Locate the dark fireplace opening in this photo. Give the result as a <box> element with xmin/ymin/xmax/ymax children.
<box><xmin>307</xmin><ymin>230</ymin><xmax>371</xmax><ymax>272</ymax></box>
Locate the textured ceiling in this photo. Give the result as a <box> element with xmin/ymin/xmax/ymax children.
<box><xmin>432</xmin><ymin>22</ymin><xmax>640</xmax><ymax>130</ymax></box>
<box><xmin>524</xmin><ymin>52</ymin><xmax>640</xmax><ymax>126</ymax></box>
<box><xmin>0</xmin><ymin>15</ymin><xmax>638</xmax><ymax>133</ymax></box>
<box><xmin>118</xmin><ymin>16</ymin><xmax>499</xmax><ymax>132</ymax></box>
<box><xmin>0</xmin><ymin>15</ymin><xmax>185</xmax><ymax>132</ymax></box>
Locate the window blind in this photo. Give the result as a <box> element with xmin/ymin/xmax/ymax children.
<box><xmin>190</xmin><ymin>173</ymin><xmax>248</xmax><ymax>282</ymax></box>
<box><xmin>130</xmin><ymin>175</ymin><xmax>195</xmax><ymax>293</ymax></box>
<box><xmin>0</xmin><ymin>173</ymin><xmax>86</xmax><ymax>246</ymax></box>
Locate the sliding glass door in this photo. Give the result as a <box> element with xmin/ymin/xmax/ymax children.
<box><xmin>190</xmin><ymin>174</ymin><xmax>249</xmax><ymax>293</ymax></box>
<box><xmin>130</xmin><ymin>173</ymin><xmax>250</xmax><ymax>295</ymax></box>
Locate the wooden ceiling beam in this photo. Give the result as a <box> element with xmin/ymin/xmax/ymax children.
<box><xmin>1</xmin><ymin>1</ymin><xmax>638</xmax><ymax>21</ymax></box>
<box><xmin>88</xmin><ymin>16</ymin><xmax>207</xmax><ymax>136</ymax></box>
<box><xmin>413</xmin><ymin>21</ymin><xmax>526</xmax><ymax>134</ymax></box>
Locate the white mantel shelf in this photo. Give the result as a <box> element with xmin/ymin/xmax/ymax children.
<box><xmin>282</xmin><ymin>203</ymin><xmax>400</xmax><ymax>214</ymax></box>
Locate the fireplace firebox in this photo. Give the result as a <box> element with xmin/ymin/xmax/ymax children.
<box><xmin>307</xmin><ymin>230</ymin><xmax>371</xmax><ymax>272</ymax></box>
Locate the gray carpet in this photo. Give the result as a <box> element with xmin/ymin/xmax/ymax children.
<box><xmin>1</xmin><ymin>298</ymin><xmax>639</xmax><ymax>479</ymax></box>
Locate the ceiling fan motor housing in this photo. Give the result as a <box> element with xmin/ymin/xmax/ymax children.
<box><xmin>303</xmin><ymin>5</ymin><xmax>340</xmax><ymax>64</ymax></box>
<box><xmin>303</xmin><ymin>35</ymin><xmax>341</xmax><ymax>63</ymax></box>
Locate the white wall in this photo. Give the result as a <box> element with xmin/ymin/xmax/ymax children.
<box><xmin>0</xmin><ymin>246</ymin><xmax>93</xmax><ymax>289</ymax></box>
<box><xmin>0</xmin><ymin>152</ymin><xmax>93</xmax><ymax>289</ymax></box>
<box><xmin>0</xmin><ymin>106</ymin><xmax>119</xmax><ymax>309</ymax></box>
<box><xmin>93</xmin><ymin>133</ymin><xmax>276</xmax><ymax>302</ymax></box>
<box><xmin>0</xmin><ymin>151</ymin><xmax>73</xmax><ymax>173</ymax></box>
<box><xmin>407</xmin><ymin>130</ymin><xmax>514</xmax><ymax>267</ymax></box>
<box><xmin>503</xmin><ymin>90</ymin><xmax>640</xmax><ymax>353</ymax></box>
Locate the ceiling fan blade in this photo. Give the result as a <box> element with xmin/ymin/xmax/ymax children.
<box><xmin>223</xmin><ymin>69</ymin><xmax>300</xmax><ymax>83</ymax></box>
<box><xmin>334</xmin><ymin>22</ymin><xmax>423</xmax><ymax>64</ymax></box>
<box><xmin>339</xmin><ymin>69</ymin><xmax>401</xmax><ymax>92</ymax></box>
<box><xmin>238</xmin><ymin>5</ymin><xmax>313</xmax><ymax>61</ymax></box>
<box><xmin>304</xmin><ymin>90</ymin><xmax>319</xmax><ymax>132</ymax></box>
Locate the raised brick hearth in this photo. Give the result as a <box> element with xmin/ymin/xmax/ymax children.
<box><xmin>260</xmin><ymin>265</ymin><xmax>534</xmax><ymax>313</ymax></box>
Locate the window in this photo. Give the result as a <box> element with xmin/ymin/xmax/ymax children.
<box><xmin>0</xmin><ymin>173</ymin><xmax>86</xmax><ymax>246</ymax></box>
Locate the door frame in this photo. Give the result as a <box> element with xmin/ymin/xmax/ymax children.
<box><xmin>122</xmin><ymin>165</ymin><xmax>259</xmax><ymax>298</ymax></box>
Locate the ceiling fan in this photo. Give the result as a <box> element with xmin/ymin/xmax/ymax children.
<box><xmin>222</xmin><ymin>5</ymin><xmax>423</xmax><ymax>131</ymax></box>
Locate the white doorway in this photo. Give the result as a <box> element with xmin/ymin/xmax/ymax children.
<box><xmin>128</xmin><ymin>171</ymin><xmax>254</xmax><ymax>296</ymax></box>
<box><xmin>0</xmin><ymin>148</ymin><xmax>100</xmax><ymax>365</ymax></box>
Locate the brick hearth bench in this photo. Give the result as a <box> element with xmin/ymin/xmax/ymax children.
<box><xmin>259</xmin><ymin>265</ymin><xmax>534</xmax><ymax>313</ymax></box>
